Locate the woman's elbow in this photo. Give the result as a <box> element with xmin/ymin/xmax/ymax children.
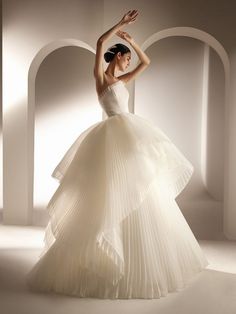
<box><xmin>142</xmin><ymin>59</ymin><xmax>150</xmax><ymax>67</ymax></box>
<box><xmin>97</xmin><ymin>37</ymin><xmax>104</xmax><ymax>45</ymax></box>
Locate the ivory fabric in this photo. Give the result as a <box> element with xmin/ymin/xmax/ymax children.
<box><xmin>26</xmin><ymin>80</ymin><xmax>209</xmax><ymax>299</ymax></box>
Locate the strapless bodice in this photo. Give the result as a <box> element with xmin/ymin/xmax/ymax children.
<box><xmin>98</xmin><ymin>80</ymin><xmax>130</xmax><ymax>117</ymax></box>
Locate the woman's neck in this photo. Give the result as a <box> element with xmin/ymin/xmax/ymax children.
<box><xmin>105</xmin><ymin>63</ymin><xmax>118</xmax><ymax>78</ymax></box>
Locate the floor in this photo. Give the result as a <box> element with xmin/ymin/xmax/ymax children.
<box><xmin>0</xmin><ymin>224</ymin><xmax>236</xmax><ymax>314</ymax></box>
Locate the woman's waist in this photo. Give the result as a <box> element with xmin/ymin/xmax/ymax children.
<box><xmin>100</xmin><ymin>102</ymin><xmax>129</xmax><ymax>117</ymax></box>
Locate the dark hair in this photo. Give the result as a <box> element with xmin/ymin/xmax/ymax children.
<box><xmin>104</xmin><ymin>43</ymin><xmax>131</xmax><ymax>63</ymax></box>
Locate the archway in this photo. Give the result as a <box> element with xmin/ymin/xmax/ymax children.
<box><xmin>140</xmin><ymin>27</ymin><xmax>230</xmax><ymax>238</ymax></box>
<box><xmin>28</xmin><ymin>39</ymin><xmax>95</xmax><ymax>224</ymax></box>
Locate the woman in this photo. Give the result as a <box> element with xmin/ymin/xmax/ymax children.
<box><xmin>26</xmin><ymin>10</ymin><xmax>209</xmax><ymax>299</ymax></box>
<box><xmin>94</xmin><ymin>10</ymin><xmax>150</xmax><ymax>98</ymax></box>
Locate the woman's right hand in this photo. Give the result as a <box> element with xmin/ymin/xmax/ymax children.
<box><xmin>119</xmin><ymin>10</ymin><xmax>139</xmax><ymax>26</ymax></box>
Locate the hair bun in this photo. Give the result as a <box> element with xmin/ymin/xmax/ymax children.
<box><xmin>103</xmin><ymin>43</ymin><xmax>131</xmax><ymax>63</ymax></box>
<box><xmin>104</xmin><ymin>51</ymin><xmax>115</xmax><ymax>63</ymax></box>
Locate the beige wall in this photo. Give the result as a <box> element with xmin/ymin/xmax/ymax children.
<box><xmin>0</xmin><ymin>3</ymin><xmax>2</xmax><ymax>215</ymax></box>
<box><xmin>207</xmin><ymin>47</ymin><xmax>225</xmax><ymax>200</ymax></box>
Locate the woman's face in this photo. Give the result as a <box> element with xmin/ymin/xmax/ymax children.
<box><xmin>117</xmin><ymin>52</ymin><xmax>131</xmax><ymax>72</ymax></box>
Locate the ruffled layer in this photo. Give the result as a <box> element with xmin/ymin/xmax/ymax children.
<box><xmin>26</xmin><ymin>112</ymin><xmax>208</xmax><ymax>298</ymax></box>
<box><xmin>27</xmin><ymin>177</ymin><xmax>208</xmax><ymax>298</ymax></box>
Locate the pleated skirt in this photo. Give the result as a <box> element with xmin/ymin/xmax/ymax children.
<box><xmin>27</xmin><ymin>178</ymin><xmax>209</xmax><ymax>299</ymax></box>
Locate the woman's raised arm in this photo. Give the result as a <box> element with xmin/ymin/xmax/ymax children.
<box><xmin>116</xmin><ymin>29</ymin><xmax>151</xmax><ymax>83</ymax></box>
<box><xmin>94</xmin><ymin>10</ymin><xmax>138</xmax><ymax>82</ymax></box>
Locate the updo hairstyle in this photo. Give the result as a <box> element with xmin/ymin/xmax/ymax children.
<box><xmin>104</xmin><ymin>43</ymin><xmax>131</xmax><ymax>63</ymax></box>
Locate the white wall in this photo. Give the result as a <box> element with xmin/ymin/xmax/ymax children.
<box><xmin>136</xmin><ymin>36</ymin><xmax>205</xmax><ymax>190</ymax></box>
<box><xmin>2</xmin><ymin>0</ymin><xmax>103</xmax><ymax>224</ymax></box>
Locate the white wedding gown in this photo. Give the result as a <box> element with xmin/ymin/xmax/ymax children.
<box><xmin>26</xmin><ymin>79</ymin><xmax>209</xmax><ymax>299</ymax></box>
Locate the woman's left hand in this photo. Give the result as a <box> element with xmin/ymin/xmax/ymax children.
<box><xmin>115</xmin><ymin>30</ymin><xmax>134</xmax><ymax>44</ymax></box>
